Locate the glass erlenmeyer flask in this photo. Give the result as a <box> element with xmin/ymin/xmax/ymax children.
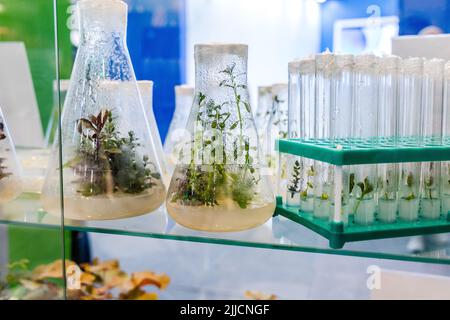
<box><xmin>0</xmin><ymin>108</ymin><xmax>22</xmax><ymax>203</ymax></box>
<box><xmin>166</xmin><ymin>44</ymin><xmax>276</xmax><ymax>232</ymax></box>
<box><xmin>137</xmin><ymin>80</ymin><xmax>169</xmax><ymax>185</ymax></box>
<box><xmin>164</xmin><ymin>85</ymin><xmax>194</xmax><ymax>174</ymax></box>
<box><xmin>41</xmin><ymin>0</ymin><xmax>166</xmax><ymax>220</ymax></box>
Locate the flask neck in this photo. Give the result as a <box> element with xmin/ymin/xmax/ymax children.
<box><xmin>194</xmin><ymin>44</ymin><xmax>248</xmax><ymax>93</ymax></box>
<box><xmin>195</xmin><ymin>57</ymin><xmax>248</xmax><ymax>93</ymax></box>
<box><xmin>78</xmin><ymin>0</ymin><xmax>127</xmax><ymax>44</ymax></box>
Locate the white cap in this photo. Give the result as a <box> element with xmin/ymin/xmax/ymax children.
<box><xmin>401</xmin><ymin>57</ymin><xmax>423</xmax><ymax>74</ymax></box>
<box><xmin>423</xmin><ymin>58</ymin><xmax>445</xmax><ymax>77</ymax></box>
<box><xmin>289</xmin><ymin>57</ymin><xmax>315</xmax><ymax>74</ymax></box>
<box><xmin>315</xmin><ymin>51</ymin><xmax>334</xmax><ymax>71</ymax></box>
<box><xmin>378</xmin><ymin>55</ymin><xmax>400</xmax><ymax>72</ymax></box>
<box><xmin>354</xmin><ymin>53</ymin><xmax>378</xmax><ymax>71</ymax></box>
<box><xmin>175</xmin><ymin>84</ymin><xmax>194</xmax><ymax>96</ymax></box>
<box><xmin>271</xmin><ymin>83</ymin><xmax>288</xmax><ymax>96</ymax></box>
<box><xmin>334</xmin><ymin>53</ymin><xmax>354</xmax><ymax>69</ymax></box>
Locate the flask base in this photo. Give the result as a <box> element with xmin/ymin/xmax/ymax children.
<box><xmin>166</xmin><ymin>198</ymin><xmax>276</xmax><ymax>232</ymax></box>
<box><xmin>42</xmin><ymin>185</ymin><xmax>165</xmax><ymax>221</ymax></box>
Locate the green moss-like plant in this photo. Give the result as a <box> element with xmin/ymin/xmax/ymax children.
<box><xmin>67</xmin><ymin>109</ymin><xmax>161</xmax><ymax>197</ymax></box>
<box><xmin>172</xmin><ymin>63</ymin><xmax>257</xmax><ymax>209</ymax></box>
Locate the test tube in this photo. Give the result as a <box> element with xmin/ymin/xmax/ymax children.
<box><xmin>330</xmin><ymin>53</ymin><xmax>353</xmax><ymax>225</ymax></box>
<box><xmin>266</xmin><ymin>83</ymin><xmax>289</xmax><ymax>195</ymax></box>
<box><xmin>286</xmin><ymin>58</ymin><xmax>316</xmax><ymax>209</ymax></box>
<box><xmin>313</xmin><ymin>51</ymin><xmax>334</xmax><ymax>220</ymax></box>
<box><xmin>421</xmin><ymin>58</ymin><xmax>445</xmax><ymax>220</ymax></box>
<box><xmin>442</xmin><ymin>62</ymin><xmax>450</xmax><ymax>215</ymax></box>
<box><xmin>377</xmin><ymin>55</ymin><xmax>400</xmax><ymax>223</ymax></box>
<box><xmin>398</xmin><ymin>57</ymin><xmax>423</xmax><ymax>222</ymax></box>
<box><xmin>285</xmin><ymin>60</ymin><xmax>302</xmax><ymax>207</ymax></box>
<box><xmin>352</xmin><ymin>54</ymin><xmax>378</xmax><ymax>225</ymax></box>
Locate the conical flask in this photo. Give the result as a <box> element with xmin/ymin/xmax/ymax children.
<box><xmin>137</xmin><ymin>80</ymin><xmax>169</xmax><ymax>185</ymax></box>
<box><xmin>264</xmin><ymin>83</ymin><xmax>288</xmax><ymax>193</ymax></box>
<box><xmin>166</xmin><ymin>44</ymin><xmax>276</xmax><ymax>232</ymax></box>
<box><xmin>41</xmin><ymin>0</ymin><xmax>166</xmax><ymax>220</ymax></box>
<box><xmin>0</xmin><ymin>107</ymin><xmax>23</xmax><ymax>203</ymax></box>
<box><xmin>164</xmin><ymin>85</ymin><xmax>194</xmax><ymax>174</ymax></box>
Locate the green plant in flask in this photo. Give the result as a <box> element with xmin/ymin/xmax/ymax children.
<box><xmin>166</xmin><ymin>44</ymin><xmax>275</xmax><ymax>232</ymax></box>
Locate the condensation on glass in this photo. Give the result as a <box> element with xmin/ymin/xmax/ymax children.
<box><xmin>166</xmin><ymin>44</ymin><xmax>275</xmax><ymax>232</ymax></box>
<box><xmin>41</xmin><ymin>0</ymin><xmax>166</xmax><ymax>220</ymax></box>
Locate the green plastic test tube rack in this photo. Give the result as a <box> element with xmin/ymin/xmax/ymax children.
<box><xmin>274</xmin><ymin>137</ymin><xmax>450</xmax><ymax>249</ymax></box>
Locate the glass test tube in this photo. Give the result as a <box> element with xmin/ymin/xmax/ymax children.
<box><xmin>313</xmin><ymin>51</ymin><xmax>334</xmax><ymax>220</ymax></box>
<box><xmin>352</xmin><ymin>54</ymin><xmax>378</xmax><ymax>225</ymax></box>
<box><xmin>377</xmin><ymin>55</ymin><xmax>400</xmax><ymax>223</ymax></box>
<box><xmin>330</xmin><ymin>54</ymin><xmax>353</xmax><ymax>225</ymax></box>
<box><xmin>421</xmin><ymin>58</ymin><xmax>445</xmax><ymax>220</ymax></box>
<box><xmin>296</xmin><ymin>58</ymin><xmax>316</xmax><ymax>213</ymax></box>
<box><xmin>398</xmin><ymin>57</ymin><xmax>423</xmax><ymax>222</ymax></box>
<box><xmin>285</xmin><ymin>60</ymin><xmax>302</xmax><ymax>207</ymax></box>
<box><xmin>442</xmin><ymin>62</ymin><xmax>450</xmax><ymax>215</ymax></box>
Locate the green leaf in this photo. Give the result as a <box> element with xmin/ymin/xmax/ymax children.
<box><xmin>230</xmin><ymin>121</ymin><xmax>239</xmax><ymax>130</ymax></box>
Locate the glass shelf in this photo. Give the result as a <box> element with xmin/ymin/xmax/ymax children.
<box><xmin>1</xmin><ymin>194</ymin><xmax>450</xmax><ymax>265</ymax></box>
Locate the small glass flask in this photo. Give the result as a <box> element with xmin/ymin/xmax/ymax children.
<box><xmin>41</xmin><ymin>0</ymin><xmax>166</xmax><ymax>220</ymax></box>
<box><xmin>0</xmin><ymin>107</ymin><xmax>23</xmax><ymax>203</ymax></box>
<box><xmin>267</xmin><ymin>83</ymin><xmax>289</xmax><ymax>195</ymax></box>
<box><xmin>166</xmin><ymin>44</ymin><xmax>275</xmax><ymax>232</ymax></box>
<box><xmin>313</xmin><ymin>51</ymin><xmax>334</xmax><ymax>220</ymax></box>
<box><xmin>330</xmin><ymin>53</ymin><xmax>354</xmax><ymax>226</ymax></box>
<box><xmin>376</xmin><ymin>55</ymin><xmax>400</xmax><ymax>223</ymax></box>
<box><xmin>45</xmin><ymin>80</ymin><xmax>70</xmax><ymax>147</ymax></box>
<box><xmin>164</xmin><ymin>85</ymin><xmax>195</xmax><ymax>175</ymax></box>
<box><xmin>420</xmin><ymin>58</ymin><xmax>445</xmax><ymax>220</ymax></box>
<box><xmin>255</xmin><ymin>85</ymin><xmax>273</xmax><ymax>149</ymax></box>
<box><xmin>398</xmin><ymin>57</ymin><xmax>423</xmax><ymax>222</ymax></box>
<box><xmin>442</xmin><ymin>61</ymin><xmax>450</xmax><ymax>215</ymax></box>
<box><xmin>137</xmin><ymin>80</ymin><xmax>169</xmax><ymax>185</ymax></box>
<box><xmin>351</xmin><ymin>54</ymin><xmax>378</xmax><ymax>225</ymax></box>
